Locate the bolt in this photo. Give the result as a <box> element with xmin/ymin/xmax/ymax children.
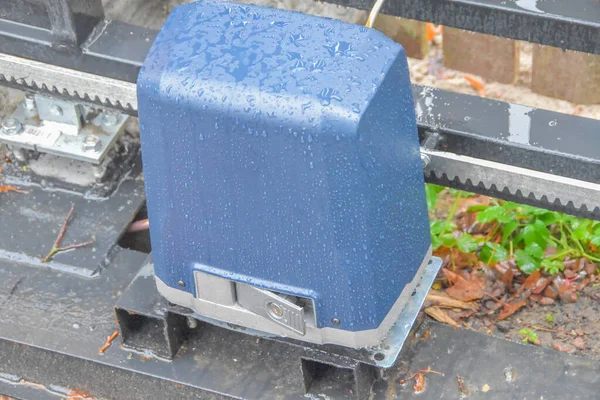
<box><xmin>331</xmin><ymin>317</ymin><xmax>341</xmax><ymax>326</ymax></box>
<box><xmin>50</xmin><ymin>105</ymin><xmax>63</xmax><ymax>116</ymax></box>
<box><xmin>101</xmin><ymin>111</ymin><xmax>119</xmax><ymax>127</ymax></box>
<box><xmin>24</xmin><ymin>93</ymin><xmax>36</xmax><ymax>111</ymax></box>
<box><xmin>92</xmin><ymin>164</ymin><xmax>106</xmax><ymax>179</ymax></box>
<box><xmin>2</xmin><ymin>118</ymin><xmax>23</xmax><ymax>135</ymax></box>
<box><xmin>177</xmin><ymin>280</ymin><xmax>185</xmax><ymax>287</ymax></box>
<box><xmin>266</xmin><ymin>302</ymin><xmax>284</xmax><ymax>319</ymax></box>
<box><xmin>82</xmin><ymin>135</ymin><xmax>102</xmax><ymax>152</ymax></box>
<box><xmin>186</xmin><ymin>316</ymin><xmax>198</xmax><ymax>329</ymax></box>
<box><xmin>420</xmin><ymin>153</ymin><xmax>431</xmax><ymax>169</ymax></box>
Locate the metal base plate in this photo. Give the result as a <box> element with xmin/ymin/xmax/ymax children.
<box><xmin>0</xmin><ymin>99</ymin><xmax>127</xmax><ymax>164</ymax></box>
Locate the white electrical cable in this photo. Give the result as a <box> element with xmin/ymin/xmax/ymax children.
<box><xmin>365</xmin><ymin>0</ymin><xmax>386</xmax><ymax>28</ymax></box>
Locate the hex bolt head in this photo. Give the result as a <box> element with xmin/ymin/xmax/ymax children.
<box><xmin>50</xmin><ymin>105</ymin><xmax>63</xmax><ymax>116</ymax></box>
<box><xmin>331</xmin><ymin>317</ymin><xmax>341</xmax><ymax>326</ymax></box>
<box><xmin>1</xmin><ymin>118</ymin><xmax>23</xmax><ymax>135</ymax></box>
<box><xmin>420</xmin><ymin>153</ymin><xmax>431</xmax><ymax>169</ymax></box>
<box><xmin>82</xmin><ymin>134</ymin><xmax>102</xmax><ymax>152</ymax></box>
<box><xmin>266</xmin><ymin>302</ymin><xmax>284</xmax><ymax>319</ymax></box>
<box><xmin>177</xmin><ymin>280</ymin><xmax>186</xmax><ymax>287</ymax></box>
<box><xmin>101</xmin><ymin>111</ymin><xmax>119</xmax><ymax>127</ymax></box>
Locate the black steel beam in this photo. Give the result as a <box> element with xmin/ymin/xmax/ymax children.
<box><xmin>414</xmin><ymin>85</ymin><xmax>600</xmax><ymax>185</ymax></box>
<box><xmin>323</xmin><ymin>0</ymin><xmax>600</xmax><ymax>54</ymax></box>
<box><xmin>414</xmin><ymin>85</ymin><xmax>600</xmax><ymax>219</ymax></box>
<box><xmin>0</xmin><ymin>0</ymin><xmax>599</xmax><ymax>87</ymax></box>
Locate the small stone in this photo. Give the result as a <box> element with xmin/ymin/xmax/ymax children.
<box><xmin>574</xmin><ymin>337</ymin><xmax>585</xmax><ymax>349</ymax></box>
<box><xmin>485</xmin><ymin>300</ymin><xmax>496</xmax><ymax>309</ymax></box>
<box><xmin>538</xmin><ymin>297</ymin><xmax>555</xmax><ymax>305</ymax></box>
<box><xmin>482</xmin><ymin>384</ymin><xmax>491</xmax><ymax>393</ymax></box>
<box><xmin>496</xmin><ymin>321</ymin><xmax>511</xmax><ymax>333</ymax></box>
<box><xmin>575</xmin><ymin>328</ymin><xmax>585</xmax><ymax>336</ymax></box>
<box><xmin>552</xmin><ymin>340</ymin><xmax>576</xmax><ymax>354</ymax></box>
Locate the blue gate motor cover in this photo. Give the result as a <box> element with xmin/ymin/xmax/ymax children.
<box><xmin>138</xmin><ymin>0</ymin><xmax>431</xmax><ymax>334</ymax></box>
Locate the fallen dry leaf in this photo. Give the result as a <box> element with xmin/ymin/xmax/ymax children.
<box><xmin>552</xmin><ymin>340</ymin><xmax>576</xmax><ymax>354</ymax></box>
<box><xmin>413</xmin><ymin>372</ymin><xmax>425</xmax><ymax>393</ymax></box>
<box><xmin>543</xmin><ymin>285</ymin><xmax>559</xmax><ymax>299</ymax></box>
<box><xmin>522</xmin><ymin>270</ymin><xmax>542</xmax><ymax>290</ymax></box>
<box><xmin>435</xmin><ymin>247</ymin><xmax>479</xmax><ymax>269</ymax></box>
<box><xmin>577</xmin><ymin>278</ymin><xmax>591</xmax><ymax>291</ymax></box>
<box><xmin>425</xmin><ymin>306</ymin><xmax>459</xmax><ymax>327</ymax></box>
<box><xmin>498</xmin><ymin>299</ymin><xmax>527</xmax><ymax>320</ymax></box>
<box><xmin>445</xmin><ymin>278</ymin><xmax>484</xmax><ymax>302</ymax></box>
<box><xmin>0</xmin><ymin>185</ymin><xmax>27</xmax><ymax>194</ymax></box>
<box><xmin>564</xmin><ymin>269</ymin><xmax>576</xmax><ymax>279</ymax></box>
<box><xmin>531</xmin><ymin>276</ymin><xmax>552</xmax><ymax>295</ymax></box>
<box><xmin>456</xmin><ymin>376</ymin><xmax>470</xmax><ymax>397</ymax></box>
<box><xmin>584</xmin><ymin>262</ymin><xmax>597</xmax><ymax>276</ymax></box>
<box><xmin>426</xmin><ymin>292</ymin><xmax>479</xmax><ymax>311</ymax></box>
<box><xmin>499</xmin><ymin>268</ymin><xmax>515</xmax><ymax>291</ymax></box>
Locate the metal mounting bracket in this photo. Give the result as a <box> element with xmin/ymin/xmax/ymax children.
<box><xmin>237</xmin><ymin>284</ymin><xmax>307</xmax><ymax>336</ymax></box>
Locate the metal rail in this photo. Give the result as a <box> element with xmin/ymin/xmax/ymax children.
<box><xmin>1</xmin><ymin>48</ymin><xmax>600</xmax><ymax>218</ymax></box>
<box><xmin>0</xmin><ymin>0</ymin><xmax>598</xmax><ymax>89</ymax></box>
<box><xmin>325</xmin><ymin>0</ymin><xmax>600</xmax><ymax>55</ymax></box>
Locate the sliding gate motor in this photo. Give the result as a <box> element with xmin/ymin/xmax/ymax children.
<box><xmin>138</xmin><ymin>0</ymin><xmax>439</xmax><ymax>350</ymax></box>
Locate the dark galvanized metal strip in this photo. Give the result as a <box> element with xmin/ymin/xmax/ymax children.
<box><xmin>322</xmin><ymin>0</ymin><xmax>600</xmax><ymax>54</ymax></box>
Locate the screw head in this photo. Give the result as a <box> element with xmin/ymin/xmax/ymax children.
<box><xmin>50</xmin><ymin>105</ymin><xmax>63</xmax><ymax>116</ymax></box>
<box><xmin>420</xmin><ymin>153</ymin><xmax>431</xmax><ymax>169</ymax></box>
<box><xmin>331</xmin><ymin>317</ymin><xmax>341</xmax><ymax>326</ymax></box>
<box><xmin>82</xmin><ymin>135</ymin><xmax>102</xmax><ymax>152</ymax></box>
<box><xmin>177</xmin><ymin>280</ymin><xmax>185</xmax><ymax>287</ymax></box>
<box><xmin>101</xmin><ymin>111</ymin><xmax>119</xmax><ymax>127</ymax></box>
<box><xmin>266</xmin><ymin>302</ymin><xmax>284</xmax><ymax>319</ymax></box>
<box><xmin>1</xmin><ymin>118</ymin><xmax>23</xmax><ymax>135</ymax></box>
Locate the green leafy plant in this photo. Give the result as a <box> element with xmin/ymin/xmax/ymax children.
<box><xmin>427</xmin><ymin>184</ymin><xmax>600</xmax><ymax>275</ymax></box>
<box><xmin>546</xmin><ymin>313</ymin><xmax>553</xmax><ymax>323</ymax></box>
<box><xmin>519</xmin><ymin>328</ymin><xmax>538</xmax><ymax>344</ymax></box>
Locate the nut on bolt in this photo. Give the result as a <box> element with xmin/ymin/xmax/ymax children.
<box><xmin>82</xmin><ymin>134</ymin><xmax>102</xmax><ymax>152</ymax></box>
<box><xmin>50</xmin><ymin>105</ymin><xmax>63</xmax><ymax>116</ymax></box>
<box><xmin>24</xmin><ymin>93</ymin><xmax>36</xmax><ymax>111</ymax></box>
<box><xmin>101</xmin><ymin>111</ymin><xmax>119</xmax><ymax>127</ymax></box>
<box><xmin>2</xmin><ymin>118</ymin><xmax>23</xmax><ymax>135</ymax></box>
<box><xmin>420</xmin><ymin>153</ymin><xmax>431</xmax><ymax>169</ymax></box>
